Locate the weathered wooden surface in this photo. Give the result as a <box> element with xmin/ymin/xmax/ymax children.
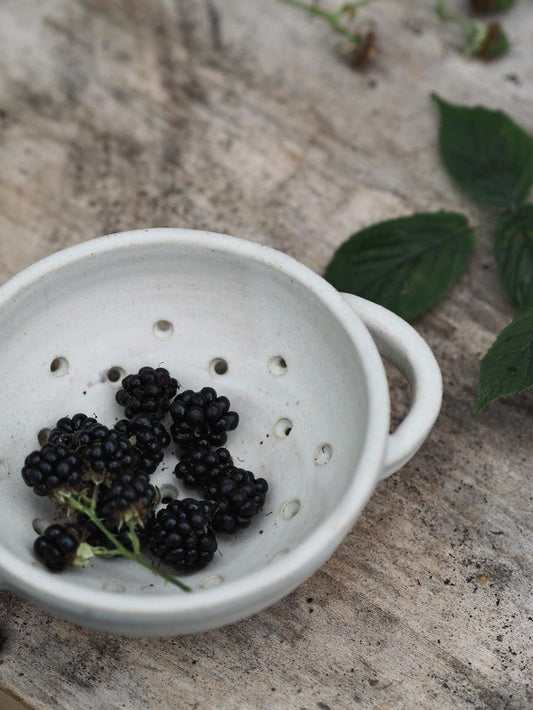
<box><xmin>1</xmin><ymin>1</ymin><xmax>532</xmax><ymax>708</ymax></box>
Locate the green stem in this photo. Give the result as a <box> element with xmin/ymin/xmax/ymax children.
<box><xmin>92</xmin><ymin>548</ymin><xmax>123</xmax><ymax>558</ymax></box>
<box><xmin>127</xmin><ymin>520</ymin><xmax>142</xmax><ymax>557</ymax></box>
<box><xmin>436</xmin><ymin>0</ymin><xmax>458</xmax><ymax>21</ymax></box>
<box><xmin>62</xmin><ymin>493</ymin><xmax>191</xmax><ymax>592</ymax></box>
<box><xmin>470</xmin><ymin>213</ymin><xmax>502</xmax><ymax>233</ymax></box>
<box><xmin>278</xmin><ymin>0</ymin><xmax>363</xmax><ymax>45</ymax></box>
<box><xmin>436</xmin><ymin>0</ymin><xmax>474</xmax><ymax>34</ymax></box>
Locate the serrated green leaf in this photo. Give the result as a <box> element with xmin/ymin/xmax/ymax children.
<box><xmin>324</xmin><ymin>212</ymin><xmax>474</xmax><ymax>321</ymax></box>
<box><xmin>494</xmin><ymin>204</ymin><xmax>533</xmax><ymax>308</ymax></box>
<box><xmin>433</xmin><ymin>95</ymin><xmax>533</xmax><ymax>209</ymax></box>
<box><xmin>476</xmin><ymin>309</ymin><xmax>533</xmax><ymax>411</ymax></box>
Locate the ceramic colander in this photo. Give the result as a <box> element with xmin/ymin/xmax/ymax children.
<box><xmin>0</xmin><ymin>228</ymin><xmax>442</xmax><ymax>636</ymax></box>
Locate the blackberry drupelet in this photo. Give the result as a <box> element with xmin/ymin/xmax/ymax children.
<box><xmin>169</xmin><ymin>387</ymin><xmax>239</xmax><ymax>447</ymax></box>
<box><xmin>99</xmin><ymin>471</ymin><xmax>155</xmax><ymax>527</ymax></box>
<box><xmin>174</xmin><ymin>445</ymin><xmax>233</xmax><ymax>489</ymax></box>
<box><xmin>204</xmin><ymin>467</ymin><xmax>269</xmax><ymax>534</ymax></box>
<box><xmin>22</xmin><ymin>443</ymin><xmax>85</xmax><ymax>496</ymax></box>
<box><xmin>147</xmin><ymin>498</ymin><xmax>218</xmax><ymax>572</ymax></box>
<box><xmin>116</xmin><ymin>366</ymin><xmax>179</xmax><ymax>420</ymax></box>
<box><xmin>115</xmin><ymin>414</ymin><xmax>171</xmax><ymax>475</ymax></box>
<box><xmin>73</xmin><ymin>422</ymin><xmax>109</xmax><ymax>447</ymax></box>
<box><xmin>74</xmin><ymin>423</ymin><xmax>137</xmax><ymax>482</ymax></box>
<box><xmin>34</xmin><ymin>524</ymin><xmax>81</xmax><ymax>572</ymax></box>
<box><xmin>48</xmin><ymin>413</ymin><xmax>98</xmax><ymax>448</ymax></box>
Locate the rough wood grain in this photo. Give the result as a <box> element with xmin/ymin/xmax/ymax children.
<box><xmin>0</xmin><ymin>1</ymin><xmax>532</xmax><ymax>708</ymax></box>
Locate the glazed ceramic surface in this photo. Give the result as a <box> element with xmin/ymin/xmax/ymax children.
<box><xmin>0</xmin><ymin>229</ymin><xmax>442</xmax><ymax>635</ymax></box>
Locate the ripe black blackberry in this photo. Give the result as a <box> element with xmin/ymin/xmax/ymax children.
<box><xmin>73</xmin><ymin>423</ymin><xmax>137</xmax><ymax>482</ymax></box>
<box><xmin>169</xmin><ymin>387</ymin><xmax>239</xmax><ymax>447</ymax></box>
<box><xmin>99</xmin><ymin>471</ymin><xmax>155</xmax><ymax>527</ymax></box>
<box><xmin>48</xmin><ymin>413</ymin><xmax>98</xmax><ymax>448</ymax></box>
<box><xmin>147</xmin><ymin>498</ymin><xmax>218</xmax><ymax>573</ymax></box>
<box><xmin>204</xmin><ymin>467</ymin><xmax>269</xmax><ymax>534</ymax></box>
<box><xmin>174</xmin><ymin>445</ymin><xmax>233</xmax><ymax>489</ymax></box>
<box><xmin>116</xmin><ymin>366</ymin><xmax>178</xmax><ymax>420</ymax></box>
<box><xmin>22</xmin><ymin>443</ymin><xmax>85</xmax><ymax>497</ymax></box>
<box><xmin>115</xmin><ymin>414</ymin><xmax>171</xmax><ymax>475</ymax></box>
<box><xmin>34</xmin><ymin>524</ymin><xmax>81</xmax><ymax>572</ymax></box>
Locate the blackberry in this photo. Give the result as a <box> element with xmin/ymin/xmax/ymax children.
<box><xmin>48</xmin><ymin>413</ymin><xmax>98</xmax><ymax>448</ymax></box>
<box><xmin>115</xmin><ymin>414</ymin><xmax>170</xmax><ymax>475</ymax></box>
<box><xmin>99</xmin><ymin>471</ymin><xmax>155</xmax><ymax>527</ymax></box>
<box><xmin>169</xmin><ymin>387</ymin><xmax>239</xmax><ymax>447</ymax></box>
<box><xmin>74</xmin><ymin>423</ymin><xmax>137</xmax><ymax>482</ymax></box>
<box><xmin>34</xmin><ymin>524</ymin><xmax>81</xmax><ymax>572</ymax></box>
<box><xmin>174</xmin><ymin>445</ymin><xmax>233</xmax><ymax>489</ymax></box>
<box><xmin>205</xmin><ymin>467</ymin><xmax>269</xmax><ymax>533</ymax></box>
<box><xmin>116</xmin><ymin>366</ymin><xmax>178</xmax><ymax>420</ymax></box>
<box><xmin>22</xmin><ymin>443</ymin><xmax>85</xmax><ymax>496</ymax></box>
<box><xmin>147</xmin><ymin>499</ymin><xmax>218</xmax><ymax>573</ymax></box>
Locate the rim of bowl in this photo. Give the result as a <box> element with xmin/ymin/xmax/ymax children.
<box><xmin>0</xmin><ymin>228</ymin><xmax>390</xmax><ymax>618</ymax></box>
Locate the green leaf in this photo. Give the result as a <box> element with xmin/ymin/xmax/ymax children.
<box><xmin>476</xmin><ymin>309</ymin><xmax>533</xmax><ymax>412</ymax></box>
<box><xmin>433</xmin><ymin>95</ymin><xmax>533</xmax><ymax>210</ymax></box>
<box><xmin>324</xmin><ymin>212</ymin><xmax>474</xmax><ymax>321</ymax></box>
<box><xmin>494</xmin><ymin>204</ymin><xmax>533</xmax><ymax>308</ymax></box>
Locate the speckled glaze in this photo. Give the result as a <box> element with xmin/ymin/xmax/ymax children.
<box><xmin>0</xmin><ymin>229</ymin><xmax>441</xmax><ymax>636</ymax></box>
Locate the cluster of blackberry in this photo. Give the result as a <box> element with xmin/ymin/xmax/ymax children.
<box><xmin>23</xmin><ymin>365</ymin><xmax>269</xmax><ymax>579</ymax></box>
<box><xmin>174</xmin><ymin>445</ymin><xmax>268</xmax><ymax>534</ymax></box>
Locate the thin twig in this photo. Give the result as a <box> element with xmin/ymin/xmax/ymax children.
<box><xmin>278</xmin><ymin>0</ymin><xmax>375</xmax><ymax>46</ymax></box>
<box><xmin>60</xmin><ymin>491</ymin><xmax>191</xmax><ymax>592</ymax></box>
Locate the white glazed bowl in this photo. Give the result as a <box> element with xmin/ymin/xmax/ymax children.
<box><xmin>0</xmin><ymin>229</ymin><xmax>441</xmax><ymax>636</ymax></box>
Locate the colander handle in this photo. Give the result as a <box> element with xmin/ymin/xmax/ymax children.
<box><xmin>342</xmin><ymin>294</ymin><xmax>442</xmax><ymax>479</ymax></box>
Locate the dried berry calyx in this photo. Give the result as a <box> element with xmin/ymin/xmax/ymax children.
<box><xmin>475</xmin><ymin>21</ymin><xmax>509</xmax><ymax>60</ymax></box>
<box><xmin>437</xmin><ymin>0</ymin><xmax>510</xmax><ymax>60</ymax></box>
